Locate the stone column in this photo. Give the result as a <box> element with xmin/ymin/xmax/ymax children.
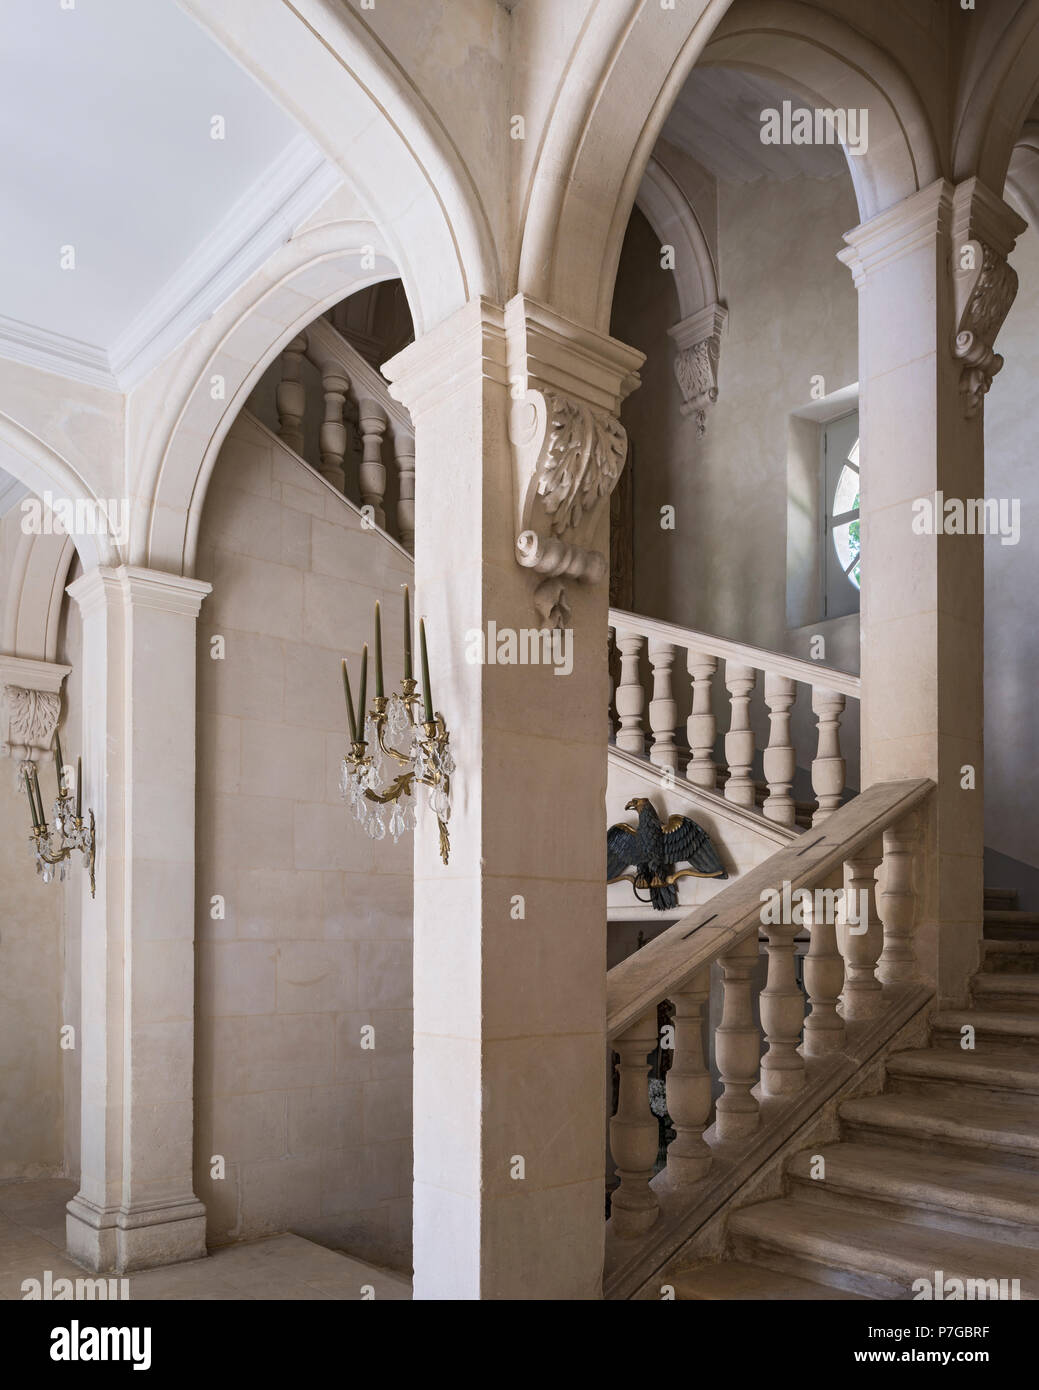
<box><xmin>65</xmin><ymin>566</ymin><xmax>211</xmax><ymax>1272</ymax></box>
<box><xmin>383</xmin><ymin>296</ymin><xmax>642</xmax><ymax>1300</ymax></box>
<box><xmin>839</xmin><ymin>179</ymin><xmax>1024</xmax><ymax>1006</ymax></box>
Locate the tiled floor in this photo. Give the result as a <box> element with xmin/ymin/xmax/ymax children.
<box><xmin>0</xmin><ymin>1179</ymin><xmax>411</xmax><ymax>1301</ymax></box>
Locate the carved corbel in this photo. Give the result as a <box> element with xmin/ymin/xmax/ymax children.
<box><xmin>0</xmin><ymin>655</ymin><xmax>70</xmax><ymax>784</ymax></box>
<box><xmin>669</xmin><ymin>303</ymin><xmax>727</xmax><ymax>437</ymax></box>
<box><xmin>509</xmin><ymin>390</ymin><xmax>628</xmax><ymax>629</ymax></box>
<box><xmin>953</xmin><ymin>239</ymin><xmax>1017</xmax><ymax>418</ymax></box>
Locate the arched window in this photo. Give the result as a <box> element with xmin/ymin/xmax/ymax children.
<box><xmin>823</xmin><ymin>411</ymin><xmax>860</xmax><ymax>617</ymax></box>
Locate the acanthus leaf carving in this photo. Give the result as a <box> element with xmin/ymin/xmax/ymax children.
<box><xmin>953</xmin><ymin>239</ymin><xmax>1018</xmax><ymax>419</ymax></box>
<box><xmin>7</xmin><ymin>686</ymin><xmax>61</xmax><ymax>745</ymax></box>
<box><xmin>509</xmin><ymin>389</ymin><xmax>628</xmax><ymax>627</ymax></box>
<box><xmin>669</xmin><ymin>303</ymin><xmax>727</xmax><ymax>438</ymax></box>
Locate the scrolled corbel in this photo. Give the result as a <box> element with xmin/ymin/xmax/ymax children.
<box><xmin>509</xmin><ymin>390</ymin><xmax>627</xmax><ymax>628</ymax></box>
<box><xmin>952</xmin><ymin>238</ymin><xmax>1017</xmax><ymax>418</ymax></box>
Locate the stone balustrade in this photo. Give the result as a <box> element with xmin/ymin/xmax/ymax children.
<box><xmin>605</xmin><ymin>778</ymin><xmax>932</xmax><ymax>1245</ymax></box>
<box><xmin>272</xmin><ymin>315</ymin><xmax>416</xmax><ymax>552</ymax></box>
<box><xmin>609</xmin><ymin>610</ymin><xmax>861</xmax><ymax>828</ymax></box>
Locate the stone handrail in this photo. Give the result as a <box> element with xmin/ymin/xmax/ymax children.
<box><xmin>609</xmin><ymin>607</ymin><xmax>860</xmax><ymax>827</ymax></box>
<box><xmin>606</xmin><ymin>776</ymin><xmax>933</xmax><ymax>1243</ymax></box>
<box><xmin>274</xmin><ymin>316</ymin><xmax>415</xmax><ymax>550</ymax></box>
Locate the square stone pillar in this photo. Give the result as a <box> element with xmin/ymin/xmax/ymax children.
<box><xmin>65</xmin><ymin>566</ymin><xmax>211</xmax><ymax>1272</ymax></box>
<box><xmin>383</xmin><ymin>297</ymin><xmax>642</xmax><ymax>1299</ymax></box>
<box><xmin>840</xmin><ymin>179</ymin><xmax>1024</xmax><ymax>1007</ymax></box>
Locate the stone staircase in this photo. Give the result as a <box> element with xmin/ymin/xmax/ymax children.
<box><xmin>666</xmin><ymin>886</ymin><xmax>1039</xmax><ymax>1300</ymax></box>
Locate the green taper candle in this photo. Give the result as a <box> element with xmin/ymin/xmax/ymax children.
<box><xmin>358</xmin><ymin>644</ymin><xmax>368</xmax><ymax>733</ymax></box>
<box><xmin>55</xmin><ymin>733</ymin><xmax>64</xmax><ymax>796</ymax></box>
<box><xmin>76</xmin><ymin>756</ymin><xmax>82</xmax><ymax>820</ymax></box>
<box><xmin>342</xmin><ymin>659</ymin><xmax>357</xmax><ymax>742</ymax></box>
<box><xmin>32</xmin><ymin>766</ymin><xmax>45</xmax><ymax>829</ymax></box>
<box><xmin>419</xmin><ymin>618</ymin><xmax>433</xmax><ymax>723</ymax></box>
<box><xmin>374</xmin><ymin>602</ymin><xmax>384</xmax><ymax>698</ymax></box>
<box><xmin>403</xmin><ymin>585</ymin><xmax>412</xmax><ymax>681</ymax></box>
<box><xmin>25</xmin><ymin>770</ymin><xmax>39</xmax><ymax>831</ymax></box>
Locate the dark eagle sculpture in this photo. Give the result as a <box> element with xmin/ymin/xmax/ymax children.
<box><xmin>608</xmin><ymin>797</ymin><xmax>727</xmax><ymax>910</ymax></box>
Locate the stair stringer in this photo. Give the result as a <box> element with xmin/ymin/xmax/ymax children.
<box><xmin>607</xmin><ymin>988</ymin><xmax>934</xmax><ymax>1300</ymax></box>
<box><xmin>607</xmin><ymin>745</ymin><xmax>799</xmax><ymax>921</ymax></box>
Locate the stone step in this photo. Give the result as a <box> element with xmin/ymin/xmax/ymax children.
<box><xmin>981</xmin><ymin>939</ymin><xmax>1039</xmax><ymax>974</ymax></box>
<box><xmin>984</xmin><ymin>909</ymin><xmax>1039</xmax><ymax>940</ymax></box>
<box><xmin>729</xmin><ymin>1198</ymin><xmax>1039</xmax><ymax>1299</ymax></box>
<box><xmin>668</xmin><ymin>1258</ymin><xmax>868</xmax><ymax>1300</ymax></box>
<box><xmin>933</xmin><ymin>1008</ymin><xmax>1039</xmax><ymax>1047</ymax></box>
<box><xmin>974</xmin><ymin>974</ymin><xmax>1039</xmax><ymax>1009</ymax></box>
<box><xmin>839</xmin><ymin>1090</ymin><xmax>1039</xmax><ymax>1170</ymax></box>
<box><xmin>786</xmin><ymin>1141</ymin><xmax>1039</xmax><ymax>1247</ymax></box>
<box><xmin>885</xmin><ymin>1044</ymin><xmax>1039</xmax><ymax>1097</ymax></box>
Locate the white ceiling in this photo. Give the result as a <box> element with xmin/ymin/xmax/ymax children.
<box><xmin>0</xmin><ymin>0</ymin><xmax>341</xmax><ymax>390</ymax></box>
<box><xmin>662</xmin><ymin>66</ymin><xmax>848</xmax><ymax>183</ymax></box>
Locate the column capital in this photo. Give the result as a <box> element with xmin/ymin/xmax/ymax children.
<box><xmin>503</xmin><ymin>294</ymin><xmax>643</xmax><ymax>415</ymax></box>
<box><xmin>839</xmin><ymin>177</ymin><xmax>1025</xmax><ymax>418</ymax></box>
<box><xmin>837</xmin><ymin>178</ymin><xmax>953</xmax><ymax>288</ymax></box>
<box><xmin>67</xmin><ymin>565</ymin><xmax>212</xmax><ymax>620</ymax></box>
<box><xmin>382</xmin><ymin>296</ymin><xmax>508</xmax><ymax>420</ymax></box>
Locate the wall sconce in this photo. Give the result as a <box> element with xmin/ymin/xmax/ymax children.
<box><xmin>23</xmin><ymin>733</ymin><xmax>95</xmax><ymax>897</ymax></box>
<box><xmin>340</xmin><ymin>586</ymin><xmax>454</xmax><ymax>864</ymax></box>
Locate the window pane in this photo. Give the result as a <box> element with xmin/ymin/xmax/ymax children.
<box><xmin>833</xmin><ymin>462</ymin><xmax>859</xmax><ymax>516</ymax></box>
<box><xmin>833</xmin><ymin>520</ymin><xmax>861</xmax><ymax>589</ymax></box>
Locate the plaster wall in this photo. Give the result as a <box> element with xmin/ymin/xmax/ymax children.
<box><xmin>611</xmin><ymin>177</ymin><xmax>860</xmax><ymax>790</ymax></box>
<box><xmin>983</xmin><ymin>220</ymin><xmax>1039</xmax><ymax>883</ymax></box>
<box><xmin>0</xmin><ymin>508</ymin><xmax>66</xmax><ymax>1179</ymax></box>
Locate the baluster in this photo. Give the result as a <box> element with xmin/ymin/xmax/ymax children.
<box><xmin>318</xmin><ymin>363</ymin><xmax>349</xmax><ymax>491</ymax></box>
<box><xmin>876</xmin><ymin>812</ymin><xmax>921</xmax><ymax>987</ymax></box>
<box><xmin>838</xmin><ymin>848</ymin><xmax>884</xmax><ymax>1020</ymax></box>
<box><xmin>724</xmin><ymin>663</ymin><xmax>756</xmax><ymax>805</ymax></box>
<box><xmin>614</xmin><ymin>631</ymin><xmax>646</xmax><ymax>755</ymax></box>
<box><xmin>357</xmin><ymin>398</ymin><xmax>388</xmax><ymax>529</ymax></box>
<box><xmin>609</xmin><ymin>1008</ymin><xmax>661</xmax><ymax>1238</ymax></box>
<box><xmin>802</xmin><ymin>882</ymin><xmax>847</xmax><ymax>1057</ymax></box>
<box><xmin>276</xmin><ymin>333</ymin><xmax>307</xmax><ymax>456</ymax></box>
<box><xmin>759</xmin><ymin>918</ymin><xmax>806</xmax><ymax>1097</ymax></box>
<box><xmin>811</xmin><ymin>688</ymin><xmax>846</xmax><ymax>824</ymax></box>
<box><xmin>665</xmin><ymin>968</ymin><xmax>712</xmax><ymax>1186</ymax></box>
<box><xmin>714</xmin><ymin>935</ymin><xmax>761</xmax><ymax>1139</ymax></box>
<box><xmin>686</xmin><ymin>651</ymin><xmax>717</xmax><ymax>788</ymax></box>
<box><xmin>648</xmin><ymin>639</ymin><xmax>678</xmax><ymax>770</ymax></box>
<box><xmin>394</xmin><ymin>432</ymin><xmax>416</xmax><ymax>550</ymax></box>
<box><xmin>763</xmin><ymin>674</ymin><xmax>797</xmax><ymax>825</ymax></box>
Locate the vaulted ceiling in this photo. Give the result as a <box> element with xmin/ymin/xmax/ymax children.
<box><xmin>0</xmin><ymin>0</ymin><xmax>340</xmax><ymax>392</ymax></box>
<box><xmin>662</xmin><ymin>66</ymin><xmax>848</xmax><ymax>183</ymax></box>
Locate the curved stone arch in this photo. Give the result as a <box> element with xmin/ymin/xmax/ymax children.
<box><xmin>635</xmin><ymin>152</ymin><xmax>719</xmax><ymax>321</ymax></box>
<box><xmin>135</xmin><ymin>218</ymin><xmax>405</xmax><ymax>575</ymax></box>
<box><xmin>1003</xmin><ymin>121</ymin><xmax>1039</xmax><ymax>228</ymax></box>
<box><xmin>179</xmin><ymin>0</ymin><xmax>501</xmax><ymax>336</ymax></box>
<box><xmin>953</xmin><ymin>1</ymin><xmax>1039</xmax><ymax>193</ymax></box>
<box><xmin>2</xmin><ymin>530</ymin><xmax>76</xmax><ymax>663</ymax></box>
<box><xmin>0</xmin><ymin>417</ymin><xmax>111</xmax><ymax>571</ymax></box>
<box><xmin>523</xmin><ymin>0</ymin><xmax>940</xmax><ymax>333</ymax></box>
